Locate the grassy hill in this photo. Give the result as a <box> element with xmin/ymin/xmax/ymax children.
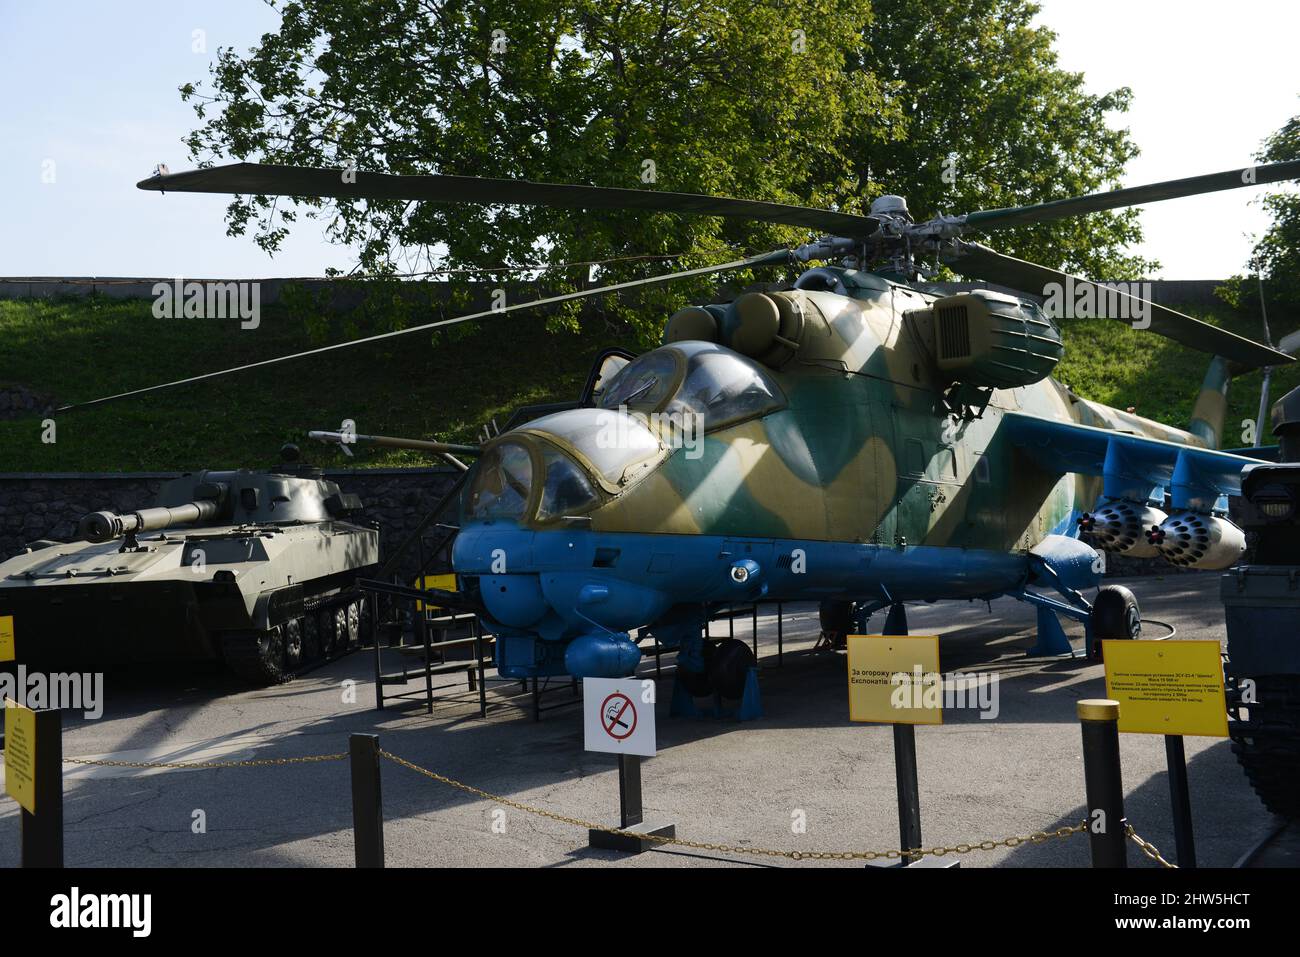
<box><xmin>0</xmin><ymin>291</ymin><xmax>1292</xmax><ymax>473</ymax></box>
<box><xmin>0</xmin><ymin>295</ymin><xmax>632</xmax><ymax>472</ymax></box>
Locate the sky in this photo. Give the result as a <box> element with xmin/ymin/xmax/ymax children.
<box><xmin>0</xmin><ymin>0</ymin><xmax>1296</xmax><ymax>280</ymax></box>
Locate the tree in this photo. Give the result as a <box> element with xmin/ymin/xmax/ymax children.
<box><xmin>183</xmin><ymin>0</ymin><xmax>1150</xmax><ymax>344</ymax></box>
<box><xmin>852</xmin><ymin>0</ymin><xmax>1153</xmax><ymax>279</ymax></box>
<box><xmin>1220</xmin><ymin>110</ymin><xmax>1300</xmax><ymax>317</ymax></box>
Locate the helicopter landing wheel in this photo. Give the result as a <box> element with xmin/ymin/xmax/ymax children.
<box><xmin>1089</xmin><ymin>584</ymin><xmax>1141</xmax><ymax>660</ymax></box>
<box><xmin>708</xmin><ymin>638</ymin><xmax>757</xmax><ymax>699</ymax></box>
<box><xmin>819</xmin><ymin>600</ymin><xmax>855</xmax><ymax>650</ymax></box>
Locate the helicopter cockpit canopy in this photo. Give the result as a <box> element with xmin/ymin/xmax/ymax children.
<box><xmin>465</xmin><ymin>344</ymin><xmax>786</xmax><ymax>526</ymax></box>
<box><xmin>465</xmin><ymin>408</ymin><xmax>662</xmax><ymax>524</ymax></box>
<box><xmin>596</xmin><ymin>340</ymin><xmax>786</xmax><ymax>432</ymax></box>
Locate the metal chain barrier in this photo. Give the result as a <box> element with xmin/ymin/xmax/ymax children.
<box><xmin>56</xmin><ymin>746</ymin><xmax>1111</xmax><ymax>864</ymax></box>
<box><xmin>379</xmin><ymin>748</ymin><xmax>1087</xmax><ymax>863</ymax></box>
<box><xmin>62</xmin><ymin>753</ymin><xmax>347</xmax><ymax>770</ymax></box>
<box><xmin>1125</xmin><ymin>823</ymin><xmax>1178</xmax><ymax>868</ymax></box>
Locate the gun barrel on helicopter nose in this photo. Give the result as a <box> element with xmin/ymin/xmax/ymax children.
<box><xmin>79</xmin><ymin>499</ymin><xmax>222</xmax><ymax>543</ymax></box>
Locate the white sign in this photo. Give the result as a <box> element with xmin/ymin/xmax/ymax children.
<box><xmin>583</xmin><ymin>677</ymin><xmax>657</xmax><ymax>757</ymax></box>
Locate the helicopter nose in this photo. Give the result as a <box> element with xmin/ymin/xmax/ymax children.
<box><xmin>480</xmin><ymin>573</ymin><xmax>549</xmax><ymax>628</ymax></box>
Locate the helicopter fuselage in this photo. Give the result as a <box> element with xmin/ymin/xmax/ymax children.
<box><xmin>451</xmin><ymin>269</ymin><xmax>1208</xmax><ymax>679</ymax></box>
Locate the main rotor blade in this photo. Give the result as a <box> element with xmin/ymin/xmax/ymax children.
<box><xmin>139</xmin><ymin>162</ymin><xmax>879</xmax><ymax>236</ymax></box>
<box><xmin>56</xmin><ymin>248</ymin><xmax>791</xmax><ymax>413</ymax></box>
<box><xmin>946</xmin><ymin>243</ymin><xmax>1293</xmax><ymax>370</ymax></box>
<box><xmin>964</xmin><ymin>159</ymin><xmax>1300</xmax><ymax>230</ymax></box>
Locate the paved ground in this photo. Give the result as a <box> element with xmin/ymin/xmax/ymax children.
<box><xmin>0</xmin><ymin>571</ymin><xmax>1286</xmax><ymax>868</ymax></box>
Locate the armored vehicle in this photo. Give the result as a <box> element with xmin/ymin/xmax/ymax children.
<box><xmin>1223</xmin><ymin>385</ymin><xmax>1300</xmax><ymax>817</ymax></box>
<box><xmin>0</xmin><ymin>446</ymin><xmax>378</xmax><ymax>685</ymax></box>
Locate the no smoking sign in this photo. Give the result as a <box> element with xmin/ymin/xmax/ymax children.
<box><xmin>584</xmin><ymin>678</ymin><xmax>656</xmax><ymax>757</ymax></box>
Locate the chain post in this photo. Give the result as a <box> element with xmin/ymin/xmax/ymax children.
<box><xmin>1078</xmin><ymin>699</ymin><xmax>1127</xmax><ymax>868</ymax></box>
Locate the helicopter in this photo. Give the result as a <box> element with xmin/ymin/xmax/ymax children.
<box><xmin>59</xmin><ymin>155</ymin><xmax>1299</xmax><ymax>692</ymax></box>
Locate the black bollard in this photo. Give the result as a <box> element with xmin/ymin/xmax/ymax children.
<box><xmin>1164</xmin><ymin>734</ymin><xmax>1196</xmax><ymax>868</ymax></box>
<box><xmin>349</xmin><ymin>733</ymin><xmax>385</xmax><ymax>868</ymax></box>
<box><xmin>1078</xmin><ymin>699</ymin><xmax>1127</xmax><ymax>868</ymax></box>
<box><xmin>883</xmin><ymin>602</ymin><xmax>923</xmax><ymax>864</ymax></box>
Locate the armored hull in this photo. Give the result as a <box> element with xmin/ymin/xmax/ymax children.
<box><xmin>0</xmin><ymin>459</ymin><xmax>379</xmax><ymax>684</ymax></box>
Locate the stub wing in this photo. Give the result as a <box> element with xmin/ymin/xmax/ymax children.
<box><xmin>1001</xmin><ymin>412</ymin><xmax>1267</xmax><ymax>511</ymax></box>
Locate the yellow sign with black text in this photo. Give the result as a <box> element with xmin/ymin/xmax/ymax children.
<box><xmin>0</xmin><ymin>615</ymin><xmax>13</xmax><ymax>662</ymax></box>
<box><xmin>1103</xmin><ymin>639</ymin><xmax>1228</xmax><ymax>737</ymax></box>
<box><xmin>3</xmin><ymin>699</ymin><xmax>37</xmax><ymax>813</ymax></box>
<box><xmin>415</xmin><ymin>573</ymin><xmax>458</xmax><ymax>612</ymax></box>
<box><xmin>847</xmin><ymin>634</ymin><xmax>942</xmax><ymax>725</ymax></box>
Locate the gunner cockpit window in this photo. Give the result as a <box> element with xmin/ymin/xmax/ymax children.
<box><xmin>465</xmin><ymin>441</ymin><xmax>532</xmax><ymax>521</ymax></box>
<box><xmin>598</xmin><ymin>342</ymin><xmax>785</xmax><ymax>432</ymax></box>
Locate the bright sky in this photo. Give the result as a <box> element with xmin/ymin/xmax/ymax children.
<box><xmin>0</xmin><ymin>0</ymin><xmax>1295</xmax><ymax>279</ymax></box>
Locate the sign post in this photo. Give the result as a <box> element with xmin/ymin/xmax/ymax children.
<box><xmin>583</xmin><ymin>676</ymin><xmax>675</xmax><ymax>854</ymax></box>
<box><xmin>847</xmin><ymin>605</ymin><xmax>950</xmax><ymax>868</ymax></box>
<box><xmin>0</xmin><ymin>615</ymin><xmax>14</xmax><ymax>663</ymax></box>
<box><xmin>1103</xmin><ymin>639</ymin><xmax>1228</xmax><ymax>869</ymax></box>
<box><xmin>4</xmin><ymin>701</ymin><xmax>62</xmax><ymax>867</ymax></box>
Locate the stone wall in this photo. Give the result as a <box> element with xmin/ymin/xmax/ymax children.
<box><xmin>0</xmin><ymin>467</ymin><xmax>461</xmax><ymax>584</ymax></box>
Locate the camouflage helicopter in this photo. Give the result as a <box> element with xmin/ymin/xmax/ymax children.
<box><xmin>66</xmin><ymin>157</ymin><xmax>1299</xmax><ymax>692</ymax></box>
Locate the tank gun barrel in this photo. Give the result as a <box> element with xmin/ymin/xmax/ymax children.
<box><xmin>79</xmin><ymin>499</ymin><xmax>222</xmax><ymax>543</ymax></box>
<box><xmin>308</xmin><ymin>429</ymin><xmax>479</xmax><ymax>471</ymax></box>
<box><xmin>307</xmin><ymin>430</ymin><xmax>480</xmax><ymax>457</ymax></box>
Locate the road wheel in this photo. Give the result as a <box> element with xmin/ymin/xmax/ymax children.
<box><xmin>1089</xmin><ymin>584</ymin><xmax>1141</xmax><ymax>660</ymax></box>
<box><xmin>303</xmin><ymin>612</ymin><xmax>321</xmax><ymax>660</ymax></box>
<box><xmin>334</xmin><ymin>605</ymin><xmax>350</xmax><ymax>652</ymax></box>
<box><xmin>284</xmin><ymin>618</ymin><xmax>304</xmax><ymax>669</ymax></box>
<box><xmin>222</xmin><ymin>626</ymin><xmax>286</xmax><ymax>686</ymax></box>
<box><xmin>346</xmin><ymin>601</ymin><xmax>361</xmax><ymax>647</ymax></box>
<box><xmin>318</xmin><ymin>607</ymin><xmax>336</xmax><ymax>657</ymax></box>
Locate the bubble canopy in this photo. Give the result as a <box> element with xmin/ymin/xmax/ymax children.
<box><xmin>464</xmin><ymin>408</ymin><xmax>660</xmax><ymax>524</ymax></box>
<box><xmin>464</xmin><ymin>344</ymin><xmax>786</xmax><ymax>525</ymax></box>
<box><xmin>598</xmin><ymin>341</ymin><xmax>786</xmax><ymax>430</ymax></box>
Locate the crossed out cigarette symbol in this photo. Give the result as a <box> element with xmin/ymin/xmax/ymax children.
<box><xmin>601</xmin><ymin>692</ymin><xmax>636</xmax><ymax>740</ymax></box>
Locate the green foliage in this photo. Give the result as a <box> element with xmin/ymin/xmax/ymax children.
<box><xmin>1218</xmin><ymin>109</ymin><xmax>1300</xmax><ymax>319</ymax></box>
<box><xmin>1053</xmin><ymin>303</ymin><xmax>1300</xmax><ymax>446</ymax></box>
<box><xmin>854</xmin><ymin>0</ymin><xmax>1153</xmax><ymax>278</ymax></box>
<box><xmin>182</xmin><ymin>0</ymin><xmax>1152</xmax><ymax>352</ymax></box>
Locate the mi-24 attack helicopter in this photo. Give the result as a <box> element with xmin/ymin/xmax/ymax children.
<box><xmin>81</xmin><ymin>155</ymin><xmax>1298</xmax><ymax>692</ymax></box>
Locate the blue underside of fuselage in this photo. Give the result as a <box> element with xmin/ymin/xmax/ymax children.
<box><xmin>452</xmin><ymin>523</ymin><xmax>1092</xmax><ymax>679</ymax></box>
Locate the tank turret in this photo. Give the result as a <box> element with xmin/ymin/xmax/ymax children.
<box><xmin>0</xmin><ymin>455</ymin><xmax>379</xmax><ymax>687</ymax></box>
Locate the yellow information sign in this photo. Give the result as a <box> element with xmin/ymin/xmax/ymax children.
<box><xmin>1103</xmin><ymin>639</ymin><xmax>1228</xmax><ymax>737</ymax></box>
<box><xmin>0</xmin><ymin>615</ymin><xmax>13</xmax><ymax>663</ymax></box>
<box><xmin>847</xmin><ymin>634</ymin><xmax>942</xmax><ymax>725</ymax></box>
<box><xmin>415</xmin><ymin>573</ymin><xmax>458</xmax><ymax>612</ymax></box>
<box><xmin>4</xmin><ymin>699</ymin><xmax>37</xmax><ymax>813</ymax></box>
